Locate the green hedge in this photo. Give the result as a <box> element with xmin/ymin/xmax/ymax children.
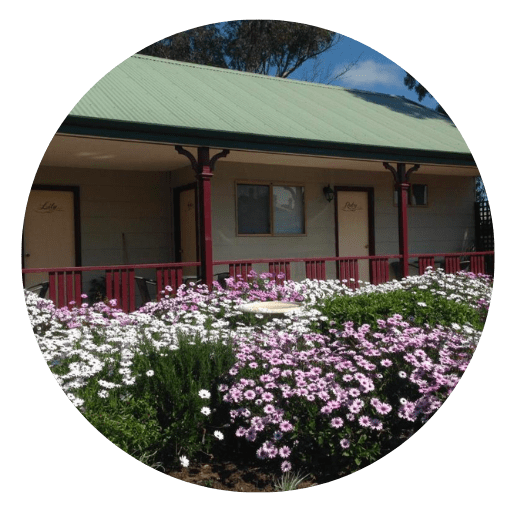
<box><xmin>317</xmin><ymin>288</ymin><xmax>485</xmax><ymax>332</ymax></box>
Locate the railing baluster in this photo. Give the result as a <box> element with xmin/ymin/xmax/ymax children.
<box><xmin>353</xmin><ymin>260</ymin><xmax>360</xmax><ymax>288</ymax></box>
<box><xmin>418</xmin><ymin>256</ymin><xmax>435</xmax><ymax>275</ymax></box>
<box><xmin>128</xmin><ymin>269</ymin><xmax>135</xmax><ymax>312</ymax></box>
<box><xmin>49</xmin><ymin>271</ymin><xmax>56</xmax><ymax>304</ymax></box>
<box><xmin>338</xmin><ymin>258</ymin><xmax>359</xmax><ymax>289</ymax></box>
<box><xmin>305</xmin><ymin>259</ymin><xmax>326</xmax><ymax>280</ymax></box>
<box><xmin>104</xmin><ymin>271</ymin><xmax>110</xmax><ymax>299</ymax></box>
<box><xmin>177</xmin><ymin>266</ymin><xmax>183</xmax><ymax>288</ymax></box>
<box><xmin>66</xmin><ymin>272</ymin><xmax>74</xmax><ymax>306</ymax></box>
<box><xmin>74</xmin><ymin>271</ymin><xmax>82</xmax><ymax>305</ymax></box>
<box><xmin>470</xmin><ymin>255</ymin><xmax>484</xmax><ymax>274</ymax></box>
<box><xmin>121</xmin><ymin>269</ymin><xmax>128</xmax><ymax>312</ymax></box>
<box><xmin>445</xmin><ymin>256</ymin><xmax>460</xmax><ymax>274</ymax></box>
<box><xmin>156</xmin><ymin>268</ymin><xmax>163</xmax><ymax>298</ymax></box>
<box><xmin>268</xmin><ymin>261</ymin><xmax>290</xmax><ymax>284</ymax></box>
<box><xmin>57</xmin><ymin>271</ymin><xmax>65</xmax><ymax>308</ymax></box>
<box><xmin>371</xmin><ymin>257</ymin><xmax>389</xmax><ymax>285</ymax></box>
<box><xmin>170</xmin><ymin>268</ymin><xmax>176</xmax><ymax>292</ymax></box>
<box><xmin>113</xmin><ymin>270</ymin><xmax>121</xmax><ymax>306</ymax></box>
<box><xmin>106</xmin><ymin>270</ymin><xmax>112</xmax><ymax>302</ymax></box>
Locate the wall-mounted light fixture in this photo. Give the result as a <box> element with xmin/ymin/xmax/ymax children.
<box><xmin>323</xmin><ymin>185</ymin><xmax>334</xmax><ymax>203</ymax></box>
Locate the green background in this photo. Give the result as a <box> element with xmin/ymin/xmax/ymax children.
<box><xmin>0</xmin><ymin>0</ymin><xmax>511</xmax><ymax>511</ymax></box>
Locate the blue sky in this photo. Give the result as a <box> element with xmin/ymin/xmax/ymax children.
<box><xmin>288</xmin><ymin>34</ymin><xmax>439</xmax><ymax>110</ymax></box>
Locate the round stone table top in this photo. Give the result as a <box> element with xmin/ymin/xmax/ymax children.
<box><xmin>238</xmin><ymin>301</ymin><xmax>303</xmax><ymax>315</ymax></box>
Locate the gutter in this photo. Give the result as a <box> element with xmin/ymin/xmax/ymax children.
<box><xmin>59</xmin><ymin>116</ymin><xmax>477</xmax><ymax>168</ymax></box>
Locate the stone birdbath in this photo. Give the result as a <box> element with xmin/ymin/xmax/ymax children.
<box><xmin>238</xmin><ymin>301</ymin><xmax>303</xmax><ymax>317</ymax></box>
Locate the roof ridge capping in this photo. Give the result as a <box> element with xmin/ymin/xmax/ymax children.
<box><xmin>131</xmin><ymin>54</ymin><xmax>447</xmax><ymax>119</ymax></box>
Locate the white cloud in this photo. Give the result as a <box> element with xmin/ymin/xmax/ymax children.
<box><xmin>337</xmin><ymin>59</ymin><xmax>404</xmax><ymax>88</ymax></box>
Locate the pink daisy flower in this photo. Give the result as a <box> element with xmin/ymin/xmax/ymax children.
<box><xmin>279</xmin><ymin>420</ymin><xmax>293</xmax><ymax>432</ymax></box>
<box><xmin>331</xmin><ymin>417</ymin><xmax>344</xmax><ymax>429</ymax></box>
<box><xmin>279</xmin><ymin>446</ymin><xmax>291</xmax><ymax>458</ymax></box>
<box><xmin>281</xmin><ymin>461</ymin><xmax>292</xmax><ymax>472</ymax></box>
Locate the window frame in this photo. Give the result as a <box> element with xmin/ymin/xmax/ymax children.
<box><xmin>235</xmin><ymin>180</ymin><xmax>307</xmax><ymax>237</ymax></box>
<box><xmin>393</xmin><ymin>183</ymin><xmax>429</xmax><ymax>207</ymax></box>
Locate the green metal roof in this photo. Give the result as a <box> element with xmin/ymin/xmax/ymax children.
<box><xmin>64</xmin><ymin>54</ymin><xmax>473</xmax><ymax>165</ymax></box>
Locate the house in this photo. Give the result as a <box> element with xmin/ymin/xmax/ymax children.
<box><xmin>22</xmin><ymin>54</ymin><xmax>493</xmax><ymax>311</ymax></box>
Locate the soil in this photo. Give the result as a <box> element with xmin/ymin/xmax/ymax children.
<box><xmin>165</xmin><ymin>431</ymin><xmax>414</xmax><ymax>491</ymax></box>
<box><xmin>165</xmin><ymin>456</ymin><xmax>352</xmax><ymax>492</ymax></box>
<box><xmin>166</xmin><ymin>461</ymin><xmax>319</xmax><ymax>492</ymax></box>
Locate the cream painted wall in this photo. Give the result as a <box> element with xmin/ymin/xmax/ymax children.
<box><xmin>207</xmin><ymin>161</ymin><xmax>476</xmax><ymax>280</ymax></box>
<box><xmin>32</xmin><ymin>166</ymin><xmax>174</xmax><ymax>300</ymax></box>
<box><xmin>31</xmin><ymin>159</ymin><xmax>476</xmax><ymax>288</ymax></box>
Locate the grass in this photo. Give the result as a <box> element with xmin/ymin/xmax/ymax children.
<box><xmin>273</xmin><ymin>471</ymin><xmax>312</xmax><ymax>492</ymax></box>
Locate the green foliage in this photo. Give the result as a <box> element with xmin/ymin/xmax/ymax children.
<box><xmin>133</xmin><ymin>334</ymin><xmax>235</xmax><ymax>463</ymax></box>
<box><xmin>318</xmin><ymin>287</ymin><xmax>485</xmax><ymax>332</ymax></box>
<box><xmin>274</xmin><ymin>471</ymin><xmax>311</xmax><ymax>491</ymax></box>
<box><xmin>82</xmin><ymin>393</ymin><xmax>167</xmax><ymax>468</ymax></box>
<box><xmin>81</xmin><ymin>333</ymin><xmax>236</xmax><ymax>468</ymax></box>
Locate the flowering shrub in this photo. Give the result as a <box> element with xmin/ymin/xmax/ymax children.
<box><xmin>219</xmin><ymin>313</ymin><xmax>479</xmax><ymax>474</ymax></box>
<box><xmin>25</xmin><ymin>268</ymin><xmax>492</xmax><ymax>478</ymax></box>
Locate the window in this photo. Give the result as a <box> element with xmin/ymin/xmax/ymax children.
<box><xmin>236</xmin><ymin>183</ymin><xmax>305</xmax><ymax>235</ymax></box>
<box><xmin>394</xmin><ymin>184</ymin><xmax>428</xmax><ymax>206</ymax></box>
<box><xmin>237</xmin><ymin>184</ymin><xmax>271</xmax><ymax>234</ymax></box>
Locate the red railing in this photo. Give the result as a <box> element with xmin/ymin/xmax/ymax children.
<box><xmin>23</xmin><ymin>251</ymin><xmax>494</xmax><ymax>313</ymax></box>
<box><xmin>22</xmin><ymin>261</ymin><xmax>200</xmax><ymax>312</ymax></box>
<box><xmin>214</xmin><ymin>255</ymin><xmax>400</xmax><ymax>289</ymax></box>
<box><xmin>214</xmin><ymin>251</ymin><xmax>494</xmax><ymax>287</ymax></box>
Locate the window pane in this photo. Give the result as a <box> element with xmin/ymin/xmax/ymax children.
<box><xmin>411</xmin><ymin>184</ymin><xmax>427</xmax><ymax>205</ymax></box>
<box><xmin>237</xmin><ymin>184</ymin><xmax>270</xmax><ymax>234</ymax></box>
<box><xmin>273</xmin><ymin>186</ymin><xmax>305</xmax><ymax>234</ymax></box>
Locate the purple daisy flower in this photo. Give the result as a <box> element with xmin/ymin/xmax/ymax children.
<box><xmin>279</xmin><ymin>420</ymin><xmax>293</xmax><ymax>432</ymax></box>
<box><xmin>358</xmin><ymin>416</ymin><xmax>371</xmax><ymax>427</ymax></box>
<box><xmin>281</xmin><ymin>461</ymin><xmax>292</xmax><ymax>473</ymax></box>
<box><xmin>244</xmin><ymin>389</ymin><xmax>256</xmax><ymax>400</ymax></box>
<box><xmin>279</xmin><ymin>446</ymin><xmax>291</xmax><ymax>458</ymax></box>
<box><xmin>331</xmin><ymin>417</ymin><xmax>344</xmax><ymax>429</ymax></box>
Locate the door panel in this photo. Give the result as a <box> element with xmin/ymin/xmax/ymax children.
<box><xmin>337</xmin><ymin>190</ymin><xmax>370</xmax><ymax>283</ymax></box>
<box><xmin>23</xmin><ymin>189</ymin><xmax>76</xmax><ymax>289</ymax></box>
<box><xmin>179</xmin><ymin>187</ymin><xmax>198</xmax><ymax>277</ymax></box>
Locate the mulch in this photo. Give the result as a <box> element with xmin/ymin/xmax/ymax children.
<box><xmin>166</xmin><ymin>461</ymin><xmax>319</xmax><ymax>492</ymax></box>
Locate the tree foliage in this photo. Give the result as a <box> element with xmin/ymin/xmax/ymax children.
<box><xmin>138</xmin><ymin>21</ymin><xmax>349</xmax><ymax>81</ymax></box>
<box><xmin>475</xmin><ymin>177</ymin><xmax>488</xmax><ymax>202</ymax></box>
<box><xmin>403</xmin><ymin>72</ymin><xmax>447</xmax><ymax>116</ymax></box>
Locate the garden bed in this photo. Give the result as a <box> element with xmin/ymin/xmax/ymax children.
<box><xmin>26</xmin><ymin>269</ymin><xmax>492</xmax><ymax>491</ymax></box>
